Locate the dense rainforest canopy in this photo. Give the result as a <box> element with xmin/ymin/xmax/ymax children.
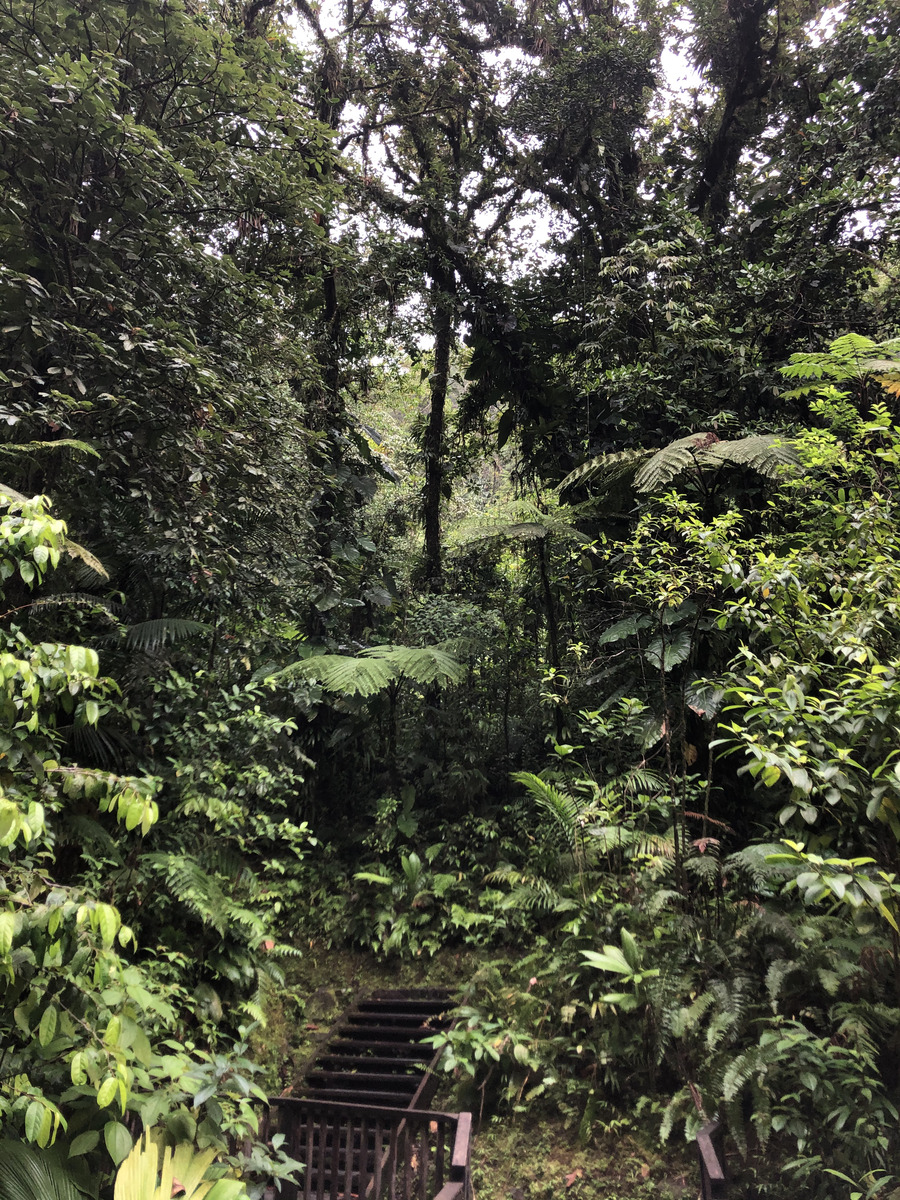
<box><xmin>1</xmin><ymin>0</ymin><xmax>900</xmax><ymax>1195</ymax></box>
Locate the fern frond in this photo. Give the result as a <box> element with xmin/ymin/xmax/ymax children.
<box><xmin>485</xmin><ymin>866</ymin><xmax>573</xmax><ymax>913</ymax></box>
<box><xmin>633</xmin><ymin>434</ymin><xmax>711</xmax><ymax>493</ymax></box>
<box><xmin>724</xmin><ymin>843</ymin><xmax>796</xmax><ymax>891</ymax></box>
<box><xmin>559</xmin><ymin>448</ymin><xmax>650</xmax><ymax>494</ymax></box>
<box><xmin>274</xmin><ymin>644</ymin><xmax>463</xmax><ymax>696</ymax></box>
<box><xmin>363</xmin><ymin>645</ymin><xmax>465</xmax><ymax>687</ymax></box>
<box><xmin>669</xmin><ymin>990</ymin><xmax>716</xmax><ymax>1039</ymax></box>
<box><xmin>512</xmin><ymin>771</ymin><xmax>581</xmax><ymax>853</ymax></box>
<box><xmin>0</xmin><ymin>438</ymin><xmax>99</xmax><ymax>458</ymax></box>
<box><xmin>125</xmin><ymin>618</ymin><xmax>209</xmax><ymax>653</ymax></box>
<box><xmin>700</xmin><ymin>434</ymin><xmax>798</xmax><ymax>478</ymax></box>
<box><xmin>145</xmin><ymin>853</ymin><xmax>229</xmax><ymax>934</ymax></box>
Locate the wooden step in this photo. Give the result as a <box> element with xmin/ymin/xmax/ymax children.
<box><xmin>357</xmin><ymin>999</ymin><xmax>449</xmax><ymax>1013</ymax></box>
<box><xmin>315</xmin><ymin>1054</ymin><xmax>426</xmax><ymax>1072</ymax></box>
<box><xmin>335</xmin><ymin>1022</ymin><xmax>436</xmax><ymax>1041</ymax></box>
<box><xmin>306</xmin><ymin>1070</ymin><xmax>420</xmax><ymax>1091</ymax></box>
<box><xmin>324</xmin><ymin>1039</ymin><xmax>433</xmax><ymax>1058</ymax></box>
<box><xmin>300</xmin><ymin>1086</ymin><xmax>423</xmax><ymax>1106</ymax></box>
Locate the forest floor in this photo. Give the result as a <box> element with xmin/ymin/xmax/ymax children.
<box><xmin>254</xmin><ymin>946</ymin><xmax>696</xmax><ymax>1200</ymax></box>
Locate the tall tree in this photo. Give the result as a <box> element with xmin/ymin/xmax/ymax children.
<box><xmin>0</xmin><ymin>0</ymin><xmax>336</xmax><ymax>625</ymax></box>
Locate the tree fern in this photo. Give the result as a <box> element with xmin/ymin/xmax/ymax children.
<box><xmin>561</xmin><ymin>433</ymin><xmax>798</xmax><ymax>499</ymax></box>
<box><xmin>275</xmin><ymin>644</ymin><xmax>464</xmax><ymax>697</ymax></box>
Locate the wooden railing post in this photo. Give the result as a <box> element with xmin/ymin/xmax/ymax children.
<box><xmin>696</xmin><ymin>1119</ymin><xmax>727</xmax><ymax>1199</ymax></box>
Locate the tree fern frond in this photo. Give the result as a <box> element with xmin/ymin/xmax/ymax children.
<box><xmin>362</xmin><ymin>644</ymin><xmax>465</xmax><ymax>687</ymax></box>
<box><xmin>125</xmin><ymin>618</ymin><xmax>209</xmax><ymax>653</ymax></box>
<box><xmin>700</xmin><ymin>434</ymin><xmax>798</xmax><ymax>477</ymax></box>
<box><xmin>274</xmin><ymin>644</ymin><xmax>464</xmax><ymax>696</ymax></box>
<box><xmin>559</xmin><ymin>448</ymin><xmax>650</xmax><ymax>494</ymax></box>
<box><xmin>275</xmin><ymin>653</ymin><xmax>397</xmax><ymax>696</ymax></box>
<box><xmin>633</xmin><ymin>434</ymin><xmax>711</xmax><ymax>493</ymax></box>
<box><xmin>0</xmin><ymin>438</ymin><xmax>99</xmax><ymax>458</ymax></box>
<box><xmin>503</xmin><ymin>522</ymin><xmax>548</xmax><ymax>539</ymax></box>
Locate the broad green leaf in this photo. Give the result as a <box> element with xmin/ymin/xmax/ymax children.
<box><xmin>69</xmin><ymin>1130</ymin><xmax>100</xmax><ymax>1157</ymax></box>
<box><xmin>104</xmin><ymin>1122</ymin><xmax>133</xmax><ymax>1166</ymax></box>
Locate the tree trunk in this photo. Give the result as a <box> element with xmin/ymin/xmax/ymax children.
<box><xmin>423</xmin><ymin>273</ymin><xmax>455</xmax><ymax>589</ymax></box>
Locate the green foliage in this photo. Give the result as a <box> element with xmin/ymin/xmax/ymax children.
<box><xmin>562</xmin><ymin>433</ymin><xmax>799</xmax><ymax>497</ymax></box>
<box><xmin>0</xmin><ymin>1140</ymin><xmax>90</xmax><ymax>1200</ymax></box>
<box><xmin>276</xmin><ymin>644</ymin><xmax>464</xmax><ymax>698</ymax></box>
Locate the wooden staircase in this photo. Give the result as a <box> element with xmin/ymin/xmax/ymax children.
<box><xmin>263</xmin><ymin>987</ymin><xmax>470</xmax><ymax>1200</ymax></box>
<box><xmin>299</xmin><ymin>988</ymin><xmax>451</xmax><ymax>1111</ymax></box>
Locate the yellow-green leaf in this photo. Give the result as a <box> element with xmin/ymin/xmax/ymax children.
<box><xmin>70</xmin><ymin>1051</ymin><xmax>87</xmax><ymax>1086</ymax></box>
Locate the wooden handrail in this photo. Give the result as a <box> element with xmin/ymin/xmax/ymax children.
<box><xmin>432</xmin><ymin>1185</ymin><xmax>465</xmax><ymax>1200</ymax></box>
<box><xmin>266</xmin><ymin>1097</ymin><xmax>463</xmax><ymax>1124</ymax></box>
<box><xmin>696</xmin><ymin>1119</ymin><xmax>727</xmax><ymax>1199</ymax></box>
<box><xmin>263</xmin><ymin>1096</ymin><xmax>473</xmax><ymax>1200</ymax></box>
<box><xmin>451</xmin><ymin>1111</ymin><xmax>471</xmax><ymax>1176</ymax></box>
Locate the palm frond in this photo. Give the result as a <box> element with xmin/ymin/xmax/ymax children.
<box><xmin>511</xmin><ymin>770</ymin><xmax>583</xmax><ymax>854</ymax></box>
<box><xmin>0</xmin><ymin>1141</ymin><xmax>89</xmax><ymax>1200</ymax></box>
